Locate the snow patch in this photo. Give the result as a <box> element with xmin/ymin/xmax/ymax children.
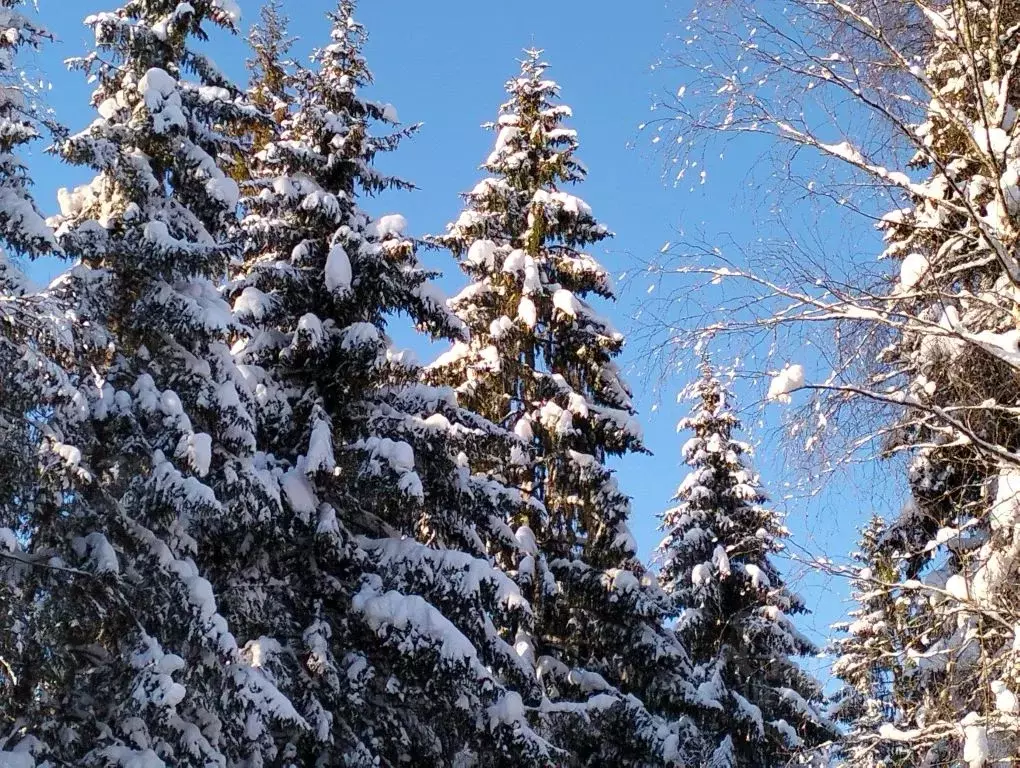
<box><xmin>206</xmin><ymin>176</ymin><xmax>239</xmax><ymax>210</ymax></box>
<box><xmin>306</xmin><ymin>418</ymin><xmax>336</xmax><ymax>474</ymax></box>
<box><xmin>325</xmin><ymin>244</ymin><xmax>352</xmax><ymax>294</ymax></box>
<box><xmin>744</xmin><ymin>563</ymin><xmax>771</xmax><ymax>590</ymax></box>
<box><xmin>992</xmin><ymin>680</ymin><xmax>1019</xmax><ymax>714</ymax></box>
<box><xmin>183</xmin><ymin>432</ymin><xmax>212</xmax><ymax>477</ymax></box>
<box><xmin>767</xmin><ymin>365</ymin><xmax>804</xmax><ymax>403</ymax></box>
<box><xmin>946</xmin><ymin>573</ymin><xmax>969</xmax><ymax>601</ymax></box>
<box><xmin>517</xmin><ymin>296</ymin><xmax>537</xmax><ymax>328</ymax></box>
<box><xmin>552</xmin><ymin>288</ymin><xmax>581</xmax><ymax>318</ymax></box>
<box><xmin>963</xmin><ymin>718</ymin><xmax>989</xmax><ymax>768</ymax></box>
<box><xmin>211</xmin><ymin>0</ymin><xmax>242</xmax><ymax>24</ymax></box>
<box><xmin>370</xmin><ymin>214</ymin><xmax>407</xmax><ymax>239</ymax></box>
<box><xmin>692</xmin><ymin>562</ymin><xmax>712</xmax><ymax>587</ymax></box>
<box><xmin>467</xmin><ymin>239</ymin><xmax>497</xmax><ymax>269</ymax></box>
<box><xmin>282</xmin><ymin>463</ymin><xmax>317</xmax><ymax>518</ymax></box>
<box><xmin>992</xmin><ymin>471</ymin><xmax>1020</xmax><ymax>530</ymax></box>
<box><xmin>233</xmin><ymin>286</ymin><xmax>273</xmax><ymax>321</ymax></box>
<box><xmin>899</xmin><ymin>252</ymin><xmax>929</xmax><ymax>290</ymax></box>
<box><xmin>514</xmin><ymin>416</ymin><xmax>534</xmax><ymax>442</ymax></box>
<box><xmin>138</xmin><ymin>68</ymin><xmax>185</xmax><ymax>133</ymax></box>
<box><xmin>878</xmin><ymin>723</ymin><xmax>922</xmax><ymax>742</ymax></box>
<box><xmin>502</xmin><ymin>249</ymin><xmax>527</xmax><ymax>274</ymax></box>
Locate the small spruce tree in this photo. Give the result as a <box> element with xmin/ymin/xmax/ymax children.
<box><xmin>657</xmin><ymin>369</ymin><xmax>835</xmax><ymax>766</ymax></box>
<box><xmin>830</xmin><ymin>515</ymin><xmax>917</xmax><ymax>768</ymax></box>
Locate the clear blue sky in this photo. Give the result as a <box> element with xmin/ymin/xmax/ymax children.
<box><xmin>19</xmin><ymin>0</ymin><xmax>893</xmax><ymax>666</ymax></box>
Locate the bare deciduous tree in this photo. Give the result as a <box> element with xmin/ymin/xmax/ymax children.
<box><xmin>645</xmin><ymin>1</ymin><xmax>1020</xmax><ymax>764</ymax></box>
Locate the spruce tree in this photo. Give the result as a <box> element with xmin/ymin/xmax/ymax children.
<box><xmin>656</xmin><ymin>370</ymin><xmax>835</xmax><ymax>766</ymax></box>
<box><xmin>0</xmin><ymin>1</ymin><xmax>57</xmax><ymax>266</ymax></box>
<box><xmin>428</xmin><ymin>49</ymin><xmax>700</xmax><ymax>765</ymax></box>
<box><xmin>830</xmin><ymin>516</ymin><xmax>916</xmax><ymax>768</ymax></box>
<box><xmin>246</xmin><ymin>0</ymin><xmax>291</xmax><ymax>121</ymax></box>
<box><xmin>0</xmin><ymin>0</ymin><xmax>60</xmax><ymax>510</ymax></box>
<box><xmin>0</xmin><ymin>7</ymin><xmax>76</xmax><ymax>761</ymax></box>
<box><xmin>234</xmin><ymin>0</ymin><xmax>294</xmax><ymax>179</ymax></box>
<box><xmin>3</xmin><ymin>2</ymin><xmax>304</xmax><ymax>764</ymax></box>
<box><xmin>227</xmin><ymin>4</ymin><xmax>555</xmax><ymax>765</ymax></box>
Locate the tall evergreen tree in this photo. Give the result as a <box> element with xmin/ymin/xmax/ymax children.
<box><xmin>227</xmin><ymin>4</ymin><xmax>554</xmax><ymax>765</ymax></box>
<box><xmin>656</xmin><ymin>370</ymin><xmax>835</xmax><ymax>766</ymax></box>
<box><xmin>246</xmin><ymin>0</ymin><xmax>292</xmax><ymax>121</ymax></box>
<box><xmin>428</xmin><ymin>49</ymin><xmax>700</xmax><ymax>765</ymax></box>
<box><xmin>233</xmin><ymin>0</ymin><xmax>294</xmax><ymax>179</ymax></box>
<box><xmin>0</xmin><ymin>0</ymin><xmax>60</xmax><ymax>511</ymax></box>
<box><xmin>3</xmin><ymin>2</ymin><xmax>305</xmax><ymax>765</ymax></box>
<box><xmin>0</xmin><ymin>7</ymin><xmax>76</xmax><ymax>762</ymax></box>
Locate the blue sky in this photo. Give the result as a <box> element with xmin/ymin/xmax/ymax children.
<box><xmin>19</xmin><ymin>1</ymin><xmax>892</xmax><ymax>663</ymax></box>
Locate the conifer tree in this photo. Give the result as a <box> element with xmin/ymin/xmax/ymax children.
<box><xmin>830</xmin><ymin>516</ymin><xmax>916</xmax><ymax>768</ymax></box>
<box><xmin>3</xmin><ymin>2</ymin><xmax>305</xmax><ymax>765</ymax></box>
<box><xmin>656</xmin><ymin>370</ymin><xmax>835</xmax><ymax>766</ymax></box>
<box><xmin>0</xmin><ymin>7</ymin><xmax>76</xmax><ymax>761</ymax></box>
<box><xmin>227</xmin><ymin>4</ymin><xmax>555</xmax><ymax>765</ymax></box>
<box><xmin>429</xmin><ymin>49</ymin><xmax>700</xmax><ymax>765</ymax></box>
<box><xmin>246</xmin><ymin>0</ymin><xmax>291</xmax><ymax>120</ymax></box>
<box><xmin>233</xmin><ymin>0</ymin><xmax>294</xmax><ymax>178</ymax></box>
<box><xmin>0</xmin><ymin>0</ymin><xmax>60</xmax><ymax>506</ymax></box>
<box><xmin>0</xmin><ymin>1</ymin><xmax>56</xmax><ymax>268</ymax></box>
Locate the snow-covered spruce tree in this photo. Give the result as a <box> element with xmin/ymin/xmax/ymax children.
<box><xmin>0</xmin><ymin>7</ymin><xmax>81</xmax><ymax>762</ymax></box>
<box><xmin>228</xmin><ymin>4</ymin><xmax>555</xmax><ymax>765</ymax></box>
<box><xmin>232</xmin><ymin>0</ymin><xmax>294</xmax><ymax>180</ymax></box>
<box><xmin>656</xmin><ymin>370</ymin><xmax>834</xmax><ymax>766</ymax></box>
<box><xmin>2</xmin><ymin>2</ymin><xmax>308</xmax><ymax>765</ymax></box>
<box><xmin>0</xmin><ymin>0</ymin><xmax>60</xmax><ymax>511</ymax></box>
<box><xmin>428</xmin><ymin>49</ymin><xmax>700</xmax><ymax>765</ymax></box>
<box><xmin>830</xmin><ymin>515</ymin><xmax>917</xmax><ymax>768</ymax></box>
<box><xmin>0</xmin><ymin>1</ymin><xmax>56</xmax><ymax>266</ymax></box>
<box><xmin>246</xmin><ymin>0</ymin><xmax>291</xmax><ymax>121</ymax></box>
